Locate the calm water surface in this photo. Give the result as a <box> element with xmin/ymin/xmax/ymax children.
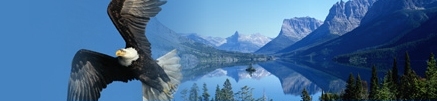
<box><xmin>173</xmin><ymin>59</ymin><xmax>428</xmax><ymax>101</ymax></box>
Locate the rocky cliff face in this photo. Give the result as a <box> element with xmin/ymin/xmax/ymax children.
<box><xmin>255</xmin><ymin>17</ymin><xmax>322</xmax><ymax>54</ymax></box>
<box><xmin>325</xmin><ymin>0</ymin><xmax>377</xmax><ymax>35</ymax></box>
<box><xmin>277</xmin><ymin>0</ymin><xmax>377</xmax><ymax>54</ymax></box>
<box><xmin>292</xmin><ymin>0</ymin><xmax>437</xmax><ymax>60</ymax></box>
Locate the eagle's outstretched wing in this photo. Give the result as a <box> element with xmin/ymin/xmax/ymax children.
<box><xmin>107</xmin><ymin>0</ymin><xmax>171</xmax><ymax>88</ymax></box>
<box><xmin>107</xmin><ymin>0</ymin><xmax>166</xmax><ymax>54</ymax></box>
<box><xmin>107</xmin><ymin>0</ymin><xmax>181</xmax><ymax>101</ymax></box>
<box><xmin>67</xmin><ymin>49</ymin><xmax>135</xmax><ymax>101</ymax></box>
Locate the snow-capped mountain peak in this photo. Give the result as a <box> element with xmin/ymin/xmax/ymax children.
<box><xmin>218</xmin><ymin>31</ymin><xmax>272</xmax><ymax>53</ymax></box>
<box><xmin>227</xmin><ymin>31</ymin><xmax>272</xmax><ymax>47</ymax></box>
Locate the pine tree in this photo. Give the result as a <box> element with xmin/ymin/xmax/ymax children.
<box><xmin>236</xmin><ymin>85</ymin><xmax>255</xmax><ymax>101</ymax></box>
<box><xmin>386</xmin><ymin>70</ymin><xmax>396</xmax><ymax>100</ymax></box>
<box><xmin>215</xmin><ymin>84</ymin><xmax>221</xmax><ymax>101</ymax></box>
<box><xmin>369</xmin><ymin>65</ymin><xmax>379</xmax><ymax>100</ymax></box>
<box><xmin>190</xmin><ymin>83</ymin><xmax>200</xmax><ymax>101</ymax></box>
<box><xmin>392</xmin><ymin>58</ymin><xmax>399</xmax><ymax>84</ymax></box>
<box><xmin>391</xmin><ymin>58</ymin><xmax>400</xmax><ymax>99</ymax></box>
<box><xmin>202</xmin><ymin>83</ymin><xmax>210</xmax><ymax>101</ymax></box>
<box><xmin>320</xmin><ymin>91</ymin><xmax>326</xmax><ymax>101</ymax></box>
<box><xmin>199</xmin><ymin>96</ymin><xmax>203</xmax><ymax>101</ymax></box>
<box><xmin>301</xmin><ymin>88</ymin><xmax>312</xmax><ymax>101</ymax></box>
<box><xmin>425</xmin><ymin>53</ymin><xmax>437</xmax><ymax>100</ymax></box>
<box><xmin>399</xmin><ymin>52</ymin><xmax>412</xmax><ymax>99</ymax></box>
<box><xmin>386</xmin><ymin>70</ymin><xmax>393</xmax><ymax>86</ymax></box>
<box><xmin>320</xmin><ymin>91</ymin><xmax>340</xmax><ymax>101</ymax></box>
<box><xmin>221</xmin><ymin>79</ymin><xmax>234</xmax><ymax>101</ymax></box>
<box><xmin>415</xmin><ymin>77</ymin><xmax>426</xmax><ymax>100</ymax></box>
<box><xmin>399</xmin><ymin>52</ymin><xmax>421</xmax><ymax>100</ymax></box>
<box><xmin>342</xmin><ymin>73</ymin><xmax>355</xmax><ymax>100</ymax></box>
<box><xmin>256</xmin><ymin>89</ymin><xmax>269</xmax><ymax>101</ymax></box>
<box><xmin>256</xmin><ymin>95</ymin><xmax>267</xmax><ymax>101</ymax></box>
<box><xmin>355</xmin><ymin>74</ymin><xmax>365</xmax><ymax>100</ymax></box>
<box><xmin>375</xmin><ymin>71</ymin><xmax>396</xmax><ymax>100</ymax></box>
<box><xmin>180</xmin><ymin>88</ymin><xmax>189</xmax><ymax>101</ymax></box>
<box><xmin>404</xmin><ymin>52</ymin><xmax>412</xmax><ymax>76</ymax></box>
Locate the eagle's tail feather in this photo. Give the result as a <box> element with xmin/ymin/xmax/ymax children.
<box><xmin>142</xmin><ymin>49</ymin><xmax>182</xmax><ymax>101</ymax></box>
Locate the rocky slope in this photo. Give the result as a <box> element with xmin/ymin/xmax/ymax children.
<box><xmin>290</xmin><ymin>0</ymin><xmax>437</xmax><ymax>61</ymax></box>
<box><xmin>277</xmin><ymin>0</ymin><xmax>378</xmax><ymax>54</ymax></box>
<box><xmin>255</xmin><ymin>17</ymin><xmax>322</xmax><ymax>54</ymax></box>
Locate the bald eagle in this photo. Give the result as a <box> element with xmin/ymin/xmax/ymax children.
<box><xmin>67</xmin><ymin>0</ymin><xmax>181</xmax><ymax>101</ymax></box>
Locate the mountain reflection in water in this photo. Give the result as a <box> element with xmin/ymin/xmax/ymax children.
<box><xmin>173</xmin><ymin>55</ymin><xmax>430</xmax><ymax>101</ymax></box>
<box><xmin>173</xmin><ymin>59</ymin><xmax>369</xmax><ymax>101</ymax></box>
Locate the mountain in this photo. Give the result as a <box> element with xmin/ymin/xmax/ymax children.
<box><xmin>202</xmin><ymin>65</ymin><xmax>272</xmax><ymax>82</ymax></box>
<box><xmin>255</xmin><ymin>17</ymin><xmax>322</xmax><ymax>54</ymax></box>
<box><xmin>334</xmin><ymin>14</ymin><xmax>437</xmax><ymax>62</ymax></box>
<box><xmin>218</xmin><ymin>31</ymin><xmax>272</xmax><ymax>53</ymax></box>
<box><xmin>258</xmin><ymin>60</ymin><xmax>347</xmax><ymax>95</ymax></box>
<box><xmin>182</xmin><ymin>33</ymin><xmax>226</xmax><ymax>47</ymax></box>
<box><xmin>277</xmin><ymin>0</ymin><xmax>378</xmax><ymax>54</ymax></box>
<box><xmin>145</xmin><ymin>18</ymin><xmax>271</xmax><ymax>69</ymax></box>
<box><xmin>360</xmin><ymin>0</ymin><xmax>437</xmax><ymax>25</ymax></box>
<box><xmin>289</xmin><ymin>0</ymin><xmax>437</xmax><ymax>61</ymax></box>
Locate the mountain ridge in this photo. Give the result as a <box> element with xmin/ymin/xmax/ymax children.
<box><xmin>181</xmin><ymin>33</ymin><xmax>226</xmax><ymax>47</ymax></box>
<box><xmin>146</xmin><ymin>18</ymin><xmax>271</xmax><ymax>69</ymax></box>
<box><xmin>218</xmin><ymin>31</ymin><xmax>272</xmax><ymax>53</ymax></box>
<box><xmin>277</xmin><ymin>0</ymin><xmax>377</xmax><ymax>54</ymax></box>
<box><xmin>289</xmin><ymin>0</ymin><xmax>437</xmax><ymax>61</ymax></box>
<box><xmin>255</xmin><ymin>17</ymin><xmax>322</xmax><ymax>54</ymax></box>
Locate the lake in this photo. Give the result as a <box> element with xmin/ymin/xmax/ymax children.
<box><xmin>173</xmin><ymin>58</ymin><xmax>429</xmax><ymax>101</ymax></box>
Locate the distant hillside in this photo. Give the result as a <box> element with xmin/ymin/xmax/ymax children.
<box><xmin>182</xmin><ymin>33</ymin><xmax>226</xmax><ymax>48</ymax></box>
<box><xmin>334</xmin><ymin>8</ymin><xmax>437</xmax><ymax>62</ymax></box>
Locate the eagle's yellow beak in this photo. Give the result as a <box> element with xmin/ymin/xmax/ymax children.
<box><xmin>116</xmin><ymin>50</ymin><xmax>126</xmax><ymax>56</ymax></box>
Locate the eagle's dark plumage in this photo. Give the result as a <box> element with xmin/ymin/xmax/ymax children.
<box><xmin>67</xmin><ymin>0</ymin><xmax>181</xmax><ymax>101</ymax></box>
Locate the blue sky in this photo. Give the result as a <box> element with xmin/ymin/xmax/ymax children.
<box><xmin>0</xmin><ymin>0</ymin><xmax>338</xmax><ymax>101</ymax></box>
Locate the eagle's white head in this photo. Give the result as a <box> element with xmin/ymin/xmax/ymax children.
<box><xmin>116</xmin><ymin>47</ymin><xmax>139</xmax><ymax>67</ymax></box>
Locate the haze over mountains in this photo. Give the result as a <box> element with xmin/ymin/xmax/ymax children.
<box><xmin>184</xmin><ymin>31</ymin><xmax>272</xmax><ymax>53</ymax></box>
<box><xmin>218</xmin><ymin>31</ymin><xmax>272</xmax><ymax>53</ymax></box>
<box><xmin>151</xmin><ymin>0</ymin><xmax>437</xmax><ymax>67</ymax></box>
<box><xmin>146</xmin><ymin>18</ymin><xmax>269</xmax><ymax>69</ymax></box>
<box><xmin>181</xmin><ymin>33</ymin><xmax>226</xmax><ymax>48</ymax></box>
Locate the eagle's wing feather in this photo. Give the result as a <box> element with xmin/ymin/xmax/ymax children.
<box><xmin>142</xmin><ymin>49</ymin><xmax>182</xmax><ymax>101</ymax></box>
<box><xmin>107</xmin><ymin>0</ymin><xmax>181</xmax><ymax>100</ymax></box>
<box><xmin>67</xmin><ymin>49</ymin><xmax>135</xmax><ymax>101</ymax></box>
<box><xmin>107</xmin><ymin>0</ymin><xmax>166</xmax><ymax>54</ymax></box>
<box><xmin>107</xmin><ymin>0</ymin><xmax>171</xmax><ymax>85</ymax></box>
